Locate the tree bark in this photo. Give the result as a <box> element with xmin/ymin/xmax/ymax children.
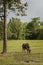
<box><xmin>2</xmin><ymin>3</ymin><xmax>7</xmax><ymax>53</ymax></box>
<box><xmin>17</xmin><ymin>32</ymin><xmax>19</xmax><ymax>39</ymax></box>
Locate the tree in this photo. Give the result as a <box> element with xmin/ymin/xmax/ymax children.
<box><xmin>21</xmin><ymin>22</ymin><xmax>28</xmax><ymax>39</ymax></box>
<box><xmin>25</xmin><ymin>17</ymin><xmax>40</xmax><ymax>39</ymax></box>
<box><xmin>7</xmin><ymin>18</ymin><xmax>22</xmax><ymax>40</ymax></box>
<box><xmin>40</xmin><ymin>21</ymin><xmax>43</xmax><ymax>26</ymax></box>
<box><xmin>0</xmin><ymin>21</ymin><xmax>4</xmax><ymax>40</ymax></box>
<box><xmin>7</xmin><ymin>20</ymin><xmax>28</xmax><ymax>40</ymax></box>
<box><xmin>0</xmin><ymin>0</ymin><xmax>28</xmax><ymax>53</ymax></box>
<box><xmin>36</xmin><ymin>24</ymin><xmax>43</xmax><ymax>39</ymax></box>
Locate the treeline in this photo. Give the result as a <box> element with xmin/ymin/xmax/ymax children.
<box><xmin>0</xmin><ymin>17</ymin><xmax>43</xmax><ymax>40</ymax></box>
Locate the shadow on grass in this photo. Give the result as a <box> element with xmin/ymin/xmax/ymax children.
<box><xmin>0</xmin><ymin>52</ymin><xmax>43</xmax><ymax>65</ymax></box>
<box><xmin>13</xmin><ymin>52</ymin><xmax>43</xmax><ymax>63</ymax></box>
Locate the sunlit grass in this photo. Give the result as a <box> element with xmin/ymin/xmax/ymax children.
<box><xmin>0</xmin><ymin>40</ymin><xmax>43</xmax><ymax>65</ymax></box>
<box><xmin>7</xmin><ymin>40</ymin><xmax>43</xmax><ymax>53</ymax></box>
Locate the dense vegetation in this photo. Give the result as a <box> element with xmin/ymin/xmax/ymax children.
<box><xmin>0</xmin><ymin>17</ymin><xmax>43</xmax><ymax>40</ymax></box>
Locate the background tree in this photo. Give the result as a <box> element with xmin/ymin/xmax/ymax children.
<box><xmin>40</xmin><ymin>21</ymin><xmax>43</xmax><ymax>26</ymax></box>
<box><xmin>36</xmin><ymin>22</ymin><xmax>43</xmax><ymax>39</ymax></box>
<box><xmin>7</xmin><ymin>18</ymin><xmax>22</xmax><ymax>40</ymax></box>
<box><xmin>21</xmin><ymin>22</ymin><xmax>28</xmax><ymax>39</ymax></box>
<box><xmin>25</xmin><ymin>17</ymin><xmax>40</xmax><ymax>39</ymax></box>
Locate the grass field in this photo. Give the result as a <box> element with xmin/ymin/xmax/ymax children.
<box><xmin>0</xmin><ymin>40</ymin><xmax>43</xmax><ymax>65</ymax></box>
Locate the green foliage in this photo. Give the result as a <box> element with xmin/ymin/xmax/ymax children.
<box><xmin>7</xmin><ymin>18</ymin><xmax>28</xmax><ymax>40</ymax></box>
<box><xmin>0</xmin><ymin>0</ymin><xmax>28</xmax><ymax>16</ymax></box>
<box><xmin>0</xmin><ymin>17</ymin><xmax>43</xmax><ymax>40</ymax></box>
<box><xmin>40</xmin><ymin>22</ymin><xmax>43</xmax><ymax>25</ymax></box>
<box><xmin>20</xmin><ymin>22</ymin><xmax>28</xmax><ymax>39</ymax></box>
<box><xmin>7</xmin><ymin>18</ymin><xmax>22</xmax><ymax>39</ymax></box>
<box><xmin>37</xmin><ymin>29</ymin><xmax>43</xmax><ymax>39</ymax></box>
<box><xmin>25</xmin><ymin>17</ymin><xmax>41</xmax><ymax>39</ymax></box>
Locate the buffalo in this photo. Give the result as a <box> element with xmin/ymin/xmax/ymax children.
<box><xmin>22</xmin><ymin>43</ymin><xmax>31</xmax><ymax>54</ymax></box>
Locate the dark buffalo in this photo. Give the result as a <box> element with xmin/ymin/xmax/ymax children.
<box><xmin>22</xmin><ymin>43</ymin><xmax>31</xmax><ymax>54</ymax></box>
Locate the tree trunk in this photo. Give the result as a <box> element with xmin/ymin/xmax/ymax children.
<box><xmin>17</xmin><ymin>32</ymin><xmax>19</xmax><ymax>39</ymax></box>
<box><xmin>2</xmin><ymin>3</ymin><xmax>7</xmax><ymax>53</ymax></box>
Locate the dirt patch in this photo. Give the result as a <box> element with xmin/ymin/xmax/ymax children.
<box><xmin>19</xmin><ymin>59</ymin><xmax>39</xmax><ymax>63</ymax></box>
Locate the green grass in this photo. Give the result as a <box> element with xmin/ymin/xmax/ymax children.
<box><xmin>0</xmin><ymin>40</ymin><xmax>43</xmax><ymax>65</ymax></box>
